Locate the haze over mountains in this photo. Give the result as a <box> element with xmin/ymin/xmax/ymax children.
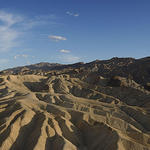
<box><xmin>0</xmin><ymin>57</ymin><xmax>150</xmax><ymax>150</ymax></box>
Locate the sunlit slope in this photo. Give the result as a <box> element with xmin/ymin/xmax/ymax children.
<box><xmin>0</xmin><ymin>74</ymin><xmax>150</xmax><ymax>150</ymax></box>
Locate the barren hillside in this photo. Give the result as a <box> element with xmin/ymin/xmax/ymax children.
<box><xmin>0</xmin><ymin>57</ymin><xmax>150</xmax><ymax>150</ymax></box>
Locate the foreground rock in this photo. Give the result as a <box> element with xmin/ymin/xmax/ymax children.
<box><xmin>0</xmin><ymin>57</ymin><xmax>150</xmax><ymax>150</ymax></box>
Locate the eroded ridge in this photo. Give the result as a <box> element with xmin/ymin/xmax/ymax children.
<box><xmin>0</xmin><ymin>66</ymin><xmax>150</xmax><ymax>150</ymax></box>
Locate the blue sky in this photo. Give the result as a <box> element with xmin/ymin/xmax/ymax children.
<box><xmin>0</xmin><ymin>0</ymin><xmax>150</xmax><ymax>70</ymax></box>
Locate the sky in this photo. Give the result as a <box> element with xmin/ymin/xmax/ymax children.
<box><xmin>0</xmin><ymin>0</ymin><xmax>150</xmax><ymax>70</ymax></box>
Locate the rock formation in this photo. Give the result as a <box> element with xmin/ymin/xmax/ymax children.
<box><xmin>0</xmin><ymin>57</ymin><xmax>150</xmax><ymax>150</ymax></box>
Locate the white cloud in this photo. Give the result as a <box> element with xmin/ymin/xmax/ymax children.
<box><xmin>58</xmin><ymin>54</ymin><xmax>80</xmax><ymax>63</ymax></box>
<box><xmin>48</xmin><ymin>35</ymin><xmax>67</xmax><ymax>41</ymax></box>
<box><xmin>14</xmin><ymin>54</ymin><xmax>29</xmax><ymax>60</ymax></box>
<box><xmin>74</xmin><ymin>14</ymin><xmax>79</xmax><ymax>17</ymax></box>
<box><xmin>0</xmin><ymin>11</ymin><xmax>58</xmax><ymax>52</ymax></box>
<box><xmin>60</xmin><ymin>49</ymin><xmax>70</xmax><ymax>53</ymax></box>
<box><xmin>0</xmin><ymin>11</ymin><xmax>22</xmax><ymax>52</ymax></box>
<box><xmin>66</xmin><ymin>11</ymin><xmax>79</xmax><ymax>17</ymax></box>
<box><xmin>66</xmin><ymin>11</ymin><xmax>73</xmax><ymax>16</ymax></box>
<box><xmin>0</xmin><ymin>11</ymin><xmax>22</xmax><ymax>26</ymax></box>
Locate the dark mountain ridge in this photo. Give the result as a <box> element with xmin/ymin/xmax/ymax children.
<box><xmin>1</xmin><ymin>56</ymin><xmax>150</xmax><ymax>87</ymax></box>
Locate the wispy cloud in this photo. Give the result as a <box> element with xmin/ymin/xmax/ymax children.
<box><xmin>66</xmin><ymin>11</ymin><xmax>79</xmax><ymax>17</ymax></box>
<box><xmin>14</xmin><ymin>54</ymin><xmax>35</xmax><ymax>60</ymax></box>
<box><xmin>14</xmin><ymin>54</ymin><xmax>28</xmax><ymax>60</ymax></box>
<box><xmin>0</xmin><ymin>10</ymin><xmax>58</xmax><ymax>52</ymax></box>
<box><xmin>21</xmin><ymin>14</ymin><xmax>57</xmax><ymax>30</ymax></box>
<box><xmin>0</xmin><ymin>11</ymin><xmax>23</xmax><ymax>52</ymax></box>
<box><xmin>58</xmin><ymin>54</ymin><xmax>80</xmax><ymax>63</ymax></box>
<box><xmin>0</xmin><ymin>11</ymin><xmax>22</xmax><ymax>26</ymax></box>
<box><xmin>59</xmin><ymin>49</ymin><xmax>70</xmax><ymax>53</ymax></box>
<box><xmin>48</xmin><ymin>35</ymin><xmax>67</xmax><ymax>41</ymax></box>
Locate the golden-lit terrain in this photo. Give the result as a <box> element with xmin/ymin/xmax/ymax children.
<box><xmin>0</xmin><ymin>57</ymin><xmax>150</xmax><ymax>150</ymax></box>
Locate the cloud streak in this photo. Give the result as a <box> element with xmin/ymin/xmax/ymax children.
<box><xmin>14</xmin><ymin>54</ymin><xmax>29</xmax><ymax>60</ymax></box>
<box><xmin>0</xmin><ymin>11</ymin><xmax>22</xmax><ymax>52</ymax></box>
<box><xmin>66</xmin><ymin>11</ymin><xmax>79</xmax><ymax>17</ymax></box>
<box><xmin>0</xmin><ymin>11</ymin><xmax>22</xmax><ymax>26</ymax></box>
<box><xmin>59</xmin><ymin>49</ymin><xmax>70</xmax><ymax>53</ymax></box>
<box><xmin>58</xmin><ymin>54</ymin><xmax>80</xmax><ymax>63</ymax></box>
<box><xmin>48</xmin><ymin>35</ymin><xmax>67</xmax><ymax>41</ymax></box>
